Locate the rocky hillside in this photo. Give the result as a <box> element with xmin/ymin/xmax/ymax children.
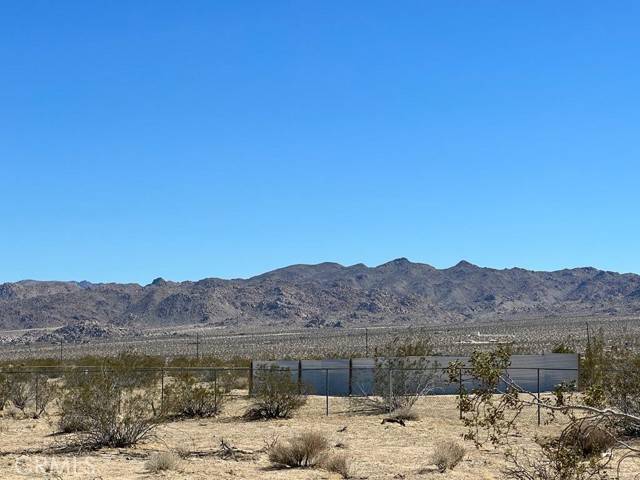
<box><xmin>1</xmin><ymin>259</ymin><xmax>639</xmax><ymax>332</ymax></box>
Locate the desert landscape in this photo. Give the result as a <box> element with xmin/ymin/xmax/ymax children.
<box><xmin>2</xmin><ymin>392</ymin><xmax>637</xmax><ymax>480</ymax></box>
<box><xmin>3</xmin><ymin>1</ymin><xmax>639</xmax><ymax>478</ymax></box>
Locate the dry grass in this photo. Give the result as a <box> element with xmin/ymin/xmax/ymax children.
<box><xmin>430</xmin><ymin>439</ymin><xmax>465</xmax><ymax>472</ymax></box>
<box><xmin>387</xmin><ymin>406</ymin><xmax>419</xmax><ymax>422</ymax></box>
<box><xmin>268</xmin><ymin>431</ymin><xmax>329</xmax><ymax>468</ymax></box>
<box><xmin>145</xmin><ymin>451</ymin><xmax>181</xmax><ymax>473</ymax></box>
<box><xmin>322</xmin><ymin>452</ymin><xmax>351</xmax><ymax>478</ymax></box>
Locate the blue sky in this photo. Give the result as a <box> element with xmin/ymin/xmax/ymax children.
<box><xmin>1</xmin><ymin>1</ymin><xmax>639</xmax><ymax>283</ymax></box>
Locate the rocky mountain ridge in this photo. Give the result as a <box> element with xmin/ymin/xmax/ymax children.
<box><xmin>1</xmin><ymin>259</ymin><xmax>639</xmax><ymax>335</ymax></box>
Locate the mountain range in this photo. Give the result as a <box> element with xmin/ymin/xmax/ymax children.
<box><xmin>1</xmin><ymin>259</ymin><xmax>639</xmax><ymax>335</ymax></box>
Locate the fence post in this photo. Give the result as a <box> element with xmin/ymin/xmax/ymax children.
<box><xmin>459</xmin><ymin>368</ymin><xmax>463</xmax><ymax>420</ymax></box>
<box><xmin>297</xmin><ymin>360</ymin><xmax>303</xmax><ymax>394</ymax></box>
<box><xmin>348</xmin><ymin>358</ymin><xmax>353</xmax><ymax>397</ymax></box>
<box><xmin>388</xmin><ymin>368</ymin><xmax>393</xmax><ymax>413</ymax></box>
<box><xmin>214</xmin><ymin>368</ymin><xmax>218</xmax><ymax>407</ymax></box>
<box><xmin>160</xmin><ymin>367</ymin><xmax>165</xmax><ymax>411</ymax></box>
<box><xmin>248</xmin><ymin>360</ymin><xmax>253</xmax><ymax>397</ymax></box>
<box><xmin>34</xmin><ymin>373</ymin><xmax>39</xmax><ymax>418</ymax></box>
<box><xmin>537</xmin><ymin>368</ymin><xmax>541</xmax><ymax>426</ymax></box>
<box><xmin>365</xmin><ymin>328</ymin><xmax>369</xmax><ymax>357</ymax></box>
<box><xmin>325</xmin><ymin>368</ymin><xmax>329</xmax><ymax>416</ymax></box>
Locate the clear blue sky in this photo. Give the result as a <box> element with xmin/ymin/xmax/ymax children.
<box><xmin>1</xmin><ymin>1</ymin><xmax>639</xmax><ymax>284</ymax></box>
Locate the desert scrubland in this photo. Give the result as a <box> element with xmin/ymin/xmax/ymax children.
<box><xmin>1</xmin><ymin>393</ymin><xmax>634</xmax><ymax>480</ymax></box>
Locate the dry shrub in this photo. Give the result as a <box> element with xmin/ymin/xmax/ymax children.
<box><xmin>63</xmin><ymin>369</ymin><xmax>160</xmax><ymax>448</ymax></box>
<box><xmin>561</xmin><ymin>420</ymin><xmax>616</xmax><ymax>458</ymax></box>
<box><xmin>386</xmin><ymin>406</ymin><xmax>419</xmax><ymax>422</ymax></box>
<box><xmin>7</xmin><ymin>374</ymin><xmax>31</xmax><ymax>413</ymax></box>
<box><xmin>164</xmin><ymin>372</ymin><xmax>225</xmax><ymax>418</ymax></box>
<box><xmin>322</xmin><ymin>453</ymin><xmax>351</xmax><ymax>478</ymax></box>
<box><xmin>431</xmin><ymin>440</ymin><xmax>465</xmax><ymax>472</ymax></box>
<box><xmin>218</xmin><ymin>369</ymin><xmax>249</xmax><ymax>393</ymax></box>
<box><xmin>268</xmin><ymin>431</ymin><xmax>329</xmax><ymax>468</ymax></box>
<box><xmin>58</xmin><ymin>404</ymin><xmax>90</xmax><ymax>433</ymax></box>
<box><xmin>146</xmin><ymin>451</ymin><xmax>180</xmax><ymax>472</ymax></box>
<box><xmin>32</xmin><ymin>375</ymin><xmax>59</xmax><ymax>418</ymax></box>
<box><xmin>350</xmin><ymin>354</ymin><xmax>435</xmax><ymax>417</ymax></box>
<box><xmin>2</xmin><ymin>373</ymin><xmax>59</xmax><ymax>418</ymax></box>
<box><xmin>0</xmin><ymin>375</ymin><xmax>11</xmax><ymax>410</ymax></box>
<box><xmin>244</xmin><ymin>367</ymin><xmax>305</xmax><ymax>420</ymax></box>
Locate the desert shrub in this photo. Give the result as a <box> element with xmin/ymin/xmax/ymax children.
<box><xmin>1</xmin><ymin>372</ymin><xmax>59</xmax><ymax>417</ymax></box>
<box><xmin>61</xmin><ymin>353</ymin><xmax>162</xmax><ymax>390</ymax></box>
<box><xmin>244</xmin><ymin>366</ymin><xmax>305</xmax><ymax>420</ymax></box>
<box><xmin>108</xmin><ymin>352</ymin><xmax>162</xmax><ymax>389</ymax></box>
<box><xmin>268</xmin><ymin>431</ymin><xmax>329</xmax><ymax>468</ymax></box>
<box><xmin>164</xmin><ymin>371</ymin><xmax>225</xmax><ymax>418</ymax></box>
<box><xmin>561</xmin><ymin>420</ymin><xmax>616</xmax><ymax>458</ymax></box>
<box><xmin>63</xmin><ymin>368</ymin><xmax>160</xmax><ymax>448</ymax></box>
<box><xmin>322</xmin><ymin>453</ymin><xmax>351</xmax><ymax>478</ymax></box>
<box><xmin>57</xmin><ymin>387</ymin><xmax>91</xmax><ymax>433</ymax></box>
<box><xmin>217</xmin><ymin>369</ymin><xmax>249</xmax><ymax>393</ymax></box>
<box><xmin>385</xmin><ymin>406</ymin><xmax>419</xmax><ymax>422</ymax></box>
<box><xmin>0</xmin><ymin>375</ymin><xmax>10</xmax><ymax>410</ymax></box>
<box><xmin>58</xmin><ymin>406</ymin><xmax>90</xmax><ymax>433</ymax></box>
<box><xmin>351</xmin><ymin>355</ymin><xmax>436</xmax><ymax>416</ymax></box>
<box><xmin>551</xmin><ymin>343</ymin><xmax>575</xmax><ymax>354</ymax></box>
<box><xmin>167</xmin><ymin>355</ymin><xmax>251</xmax><ymax>369</ymax></box>
<box><xmin>451</xmin><ymin>346</ymin><xmax>640</xmax><ymax>480</ymax></box>
<box><xmin>31</xmin><ymin>374</ymin><xmax>59</xmax><ymax>418</ymax></box>
<box><xmin>578</xmin><ymin>330</ymin><xmax>640</xmax><ymax>435</ymax></box>
<box><xmin>8</xmin><ymin>373</ymin><xmax>31</xmax><ymax>413</ymax></box>
<box><xmin>430</xmin><ymin>440</ymin><xmax>465</xmax><ymax>472</ymax></box>
<box><xmin>145</xmin><ymin>451</ymin><xmax>180</xmax><ymax>473</ymax></box>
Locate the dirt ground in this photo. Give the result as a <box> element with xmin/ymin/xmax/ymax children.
<box><xmin>0</xmin><ymin>394</ymin><xmax>638</xmax><ymax>480</ymax></box>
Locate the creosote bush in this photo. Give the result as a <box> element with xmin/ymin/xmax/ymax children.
<box><xmin>58</xmin><ymin>405</ymin><xmax>90</xmax><ymax>434</ymax></box>
<box><xmin>32</xmin><ymin>375</ymin><xmax>59</xmax><ymax>418</ymax></box>
<box><xmin>0</xmin><ymin>372</ymin><xmax>58</xmax><ymax>418</ymax></box>
<box><xmin>244</xmin><ymin>367</ymin><xmax>305</xmax><ymax>420</ymax></box>
<box><xmin>62</xmin><ymin>368</ymin><xmax>161</xmax><ymax>448</ymax></box>
<box><xmin>164</xmin><ymin>371</ymin><xmax>225</xmax><ymax>418</ymax></box>
<box><xmin>8</xmin><ymin>374</ymin><xmax>31</xmax><ymax>413</ymax></box>
<box><xmin>0</xmin><ymin>375</ymin><xmax>10</xmax><ymax>410</ymax></box>
<box><xmin>430</xmin><ymin>440</ymin><xmax>465</xmax><ymax>472</ymax></box>
<box><xmin>351</xmin><ymin>338</ymin><xmax>436</xmax><ymax>416</ymax></box>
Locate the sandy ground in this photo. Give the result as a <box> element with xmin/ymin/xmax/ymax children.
<box><xmin>0</xmin><ymin>394</ymin><xmax>638</xmax><ymax>480</ymax></box>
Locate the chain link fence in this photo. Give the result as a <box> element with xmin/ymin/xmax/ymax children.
<box><xmin>0</xmin><ymin>363</ymin><xmax>577</xmax><ymax>425</ymax></box>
